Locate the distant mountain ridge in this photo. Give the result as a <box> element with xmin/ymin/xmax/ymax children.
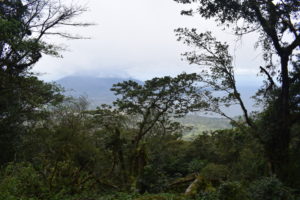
<box><xmin>56</xmin><ymin>76</ymin><xmax>142</xmax><ymax>107</ymax></box>
<box><xmin>56</xmin><ymin>75</ymin><xmax>261</xmax><ymax>116</ymax></box>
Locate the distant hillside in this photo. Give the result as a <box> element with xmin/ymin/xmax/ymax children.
<box><xmin>56</xmin><ymin>76</ymin><xmax>142</xmax><ymax>107</ymax></box>
<box><xmin>56</xmin><ymin>75</ymin><xmax>261</xmax><ymax>117</ymax></box>
<box><xmin>177</xmin><ymin>115</ymin><xmax>232</xmax><ymax>139</ymax></box>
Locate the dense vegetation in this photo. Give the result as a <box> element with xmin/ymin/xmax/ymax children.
<box><xmin>0</xmin><ymin>0</ymin><xmax>299</xmax><ymax>199</ymax></box>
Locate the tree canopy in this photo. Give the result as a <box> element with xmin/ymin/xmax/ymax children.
<box><xmin>174</xmin><ymin>0</ymin><xmax>300</xmax><ymax>183</ymax></box>
<box><xmin>0</xmin><ymin>0</ymin><xmax>91</xmax><ymax>164</ymax></box>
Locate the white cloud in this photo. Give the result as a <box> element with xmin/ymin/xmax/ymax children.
<box><xmin>33</xmin><ymin>0</ymin><xmax>264</xmax><ymax>82</ymax></box>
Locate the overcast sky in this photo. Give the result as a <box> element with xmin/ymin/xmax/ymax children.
<box><xmin>33</xmin><ymin>0</ymin><xmax>265</xmax><ymax>84</ymax></box>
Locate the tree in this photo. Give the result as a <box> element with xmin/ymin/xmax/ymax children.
<box><xmin>112</xmin><ymin>73</ymin><xmax>200</xmax><ymax>150</ymax></box>
<box><xmin>174</xmin><ymin>0</ymin><xmax>300</xmax><ymax>183</ymax></box>
<box><xmin>0</xmin><ymin>76</ymin><xmax>63</xmax><ymax>164</ymax></box>
<box><xmin>89</xmin><ymin>104</ymin><xmax>129</xmax><ymax>188</ymax></box>
<box><xmin>111</xmin><ymin>73</ymin><xmax>200</xmax><ymax>192</ymax></box>
<box><xmin>0</xmin><ymin>0</ymin><xmax>91</xmax><ymax>164</ymax></box>
<box><xmin>0</xmin><ymin>0</ymin><xmax>90</xmax><ymax>75</ymax></box>
<box><xmin>19</xmin><ymin>97</ymin><xmax>114</xmax><ymax>196</ymax></box>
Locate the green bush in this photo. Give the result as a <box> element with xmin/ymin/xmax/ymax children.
<box><xmin>195</xmin><ymin>191</ymin><xmax>219</xmax><ymax>200</ymax></box>
<box><xmin>248</xmin><ymin>177</ymin><xmax>294</xmax><ymax>200</ymax></box>
<box><xmin>0</xmin><ymin>162</ymin><xmax>46</xmax><ymax>200</ymax></box>
<box><xmin>188</xmin><ymin>160</ymin><xmax>208</xmax><ymax>173</ymax></box>
<box><xmin>137</xmin><ymin>165</ymin><xmax>168</xmax><ymax>193</ymax></box>
<box><xmin>134</xmin><ymin>193</ymin><xmax>187</xmax><ymax>200</ymax></box>
<box><xmin>94</xmin><ymin>192</ymin><xmax>139</xmax><ymax>200</ymax></box>
<box><xmin>193</xmin><ymin>181</ymin><xmax>247</xmax><ymax>200</ymax></box>
<box><xmin>92</xmin><ymin>193</ymin><xmax>186</xmax><ymax>200</ymax></box>
<box><xmin>200</xmin><ymin>164</ymin><xmax>229</xmax><ymax>183</ymax></box>
<box><xmin>218</xmin><ymin>181</ymin><xmax>247</xmax><ymax>200</ymax></box>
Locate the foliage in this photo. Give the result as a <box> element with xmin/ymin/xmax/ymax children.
<box><xmin>134</xmin><ymin>193</ymin><xmax>187</xmax><ymax>200</ymax></box>
<box><xmin>175</xmin><ymin>29</ymin><xmax>251</xmax><ymax>125</ymax></box>
<box><xmin>1</xmin><ymin>0</ymin><xmax>300</xmax><ymax>199</ymax></box>
<box><xmin>0</xmin><ymin>0</ymin><xmax>90</xmax><ymax>75</ymax></box>
<box><xmin>111</xmin><ymin>73</ymin><xmax>201</xmax><ymax>149</ymax></box>
<box><xmin>248</xmin><ymin>177</ymin><xmax>295</xmax><ymax>200</ymax></box>
<box><xmin>111</xmin><ymin>73</ymin><xmax>201</xmax><ymax>192</ymax></box>
<box><xmin>200</xmin><ymin>164</ymin><xmax>229</xmax><ymax>183</ymax></box>
<box><xmin>0</xmin><ymin>0</ymin><xmax>90</xmax><ymax>165</ymax></box>
<box><xmin>0</xmin><ymin>94</ymin><xmax>297</xmax><ymax>198</ymax></box>
<box><xmin>195</xmin><ymin>191</ymin><xmax>219</xmax><ymax>200</ymax></box>
<box><xmin>174</xmin><ymin>0</ymin><xmax>300</xmax><ymax>183</ymax></box>
<box><xmin>0</xmin><ymin>75</ymin><xmax>64</xmax><ymax>164</ymax></box>
<box><xmin>218</xmin><ymin>181</ymin><xmax>248</xmax><ymax>200</ymax></box>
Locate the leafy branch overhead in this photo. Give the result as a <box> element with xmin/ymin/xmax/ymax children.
<box><xmin>176</xmin><ymin>29</ymin><xmax>253</xmax><ymax>127</ymax></box>
<box><xmin>0</xmin><ymin>0</ymin><xmax>93</xmax><ymax>76</ymax></box>
<box><xmin>175</xmin><ymin>0</ymin><xmax>300</xmax><ymax>83</ymax></box>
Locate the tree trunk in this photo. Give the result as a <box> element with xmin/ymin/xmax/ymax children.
<box><xmin>268</xmin><ymin>54</ymin><xmax>291</xmax><ymax>182</ymax></box>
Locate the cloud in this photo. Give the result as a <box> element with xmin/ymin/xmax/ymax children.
<box><xmin>34</xmin><ymin>0</ymin><xmax>264</xmax><ymax>82</ymax></box>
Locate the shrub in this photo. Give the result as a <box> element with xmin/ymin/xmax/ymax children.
<box><xmin>200</xmin><ymin>164</ymin><xmax>229</xmax><ymax>184</ymax></box>
<box><xmin>0</xmin><ymin>162</ymin><xmax>46</xmax><ymax>200</ymax></box>
<box><xmin>134</xmin><ymin>193</ymin><xmax>187</xmax><ymax>200</ymax></box>
<box><xmin>195</xmin><ymin>191</ymin><xmax>219</xmax><ymax>200</ymax></box>
<box><xmin>248</xmin><ymin>177</ymin><xmax>294</xmax><ymax>200</ymax></box>
<box><xmin>218</xmin><ymin>181</ymin><xmax>247</xmax><ymax>200</ymax></box>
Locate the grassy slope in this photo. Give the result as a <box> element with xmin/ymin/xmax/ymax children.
<box><xmin>177</xmin><ymin>115</ymin><xmax>232</xmax><ymax>139</ymax></box>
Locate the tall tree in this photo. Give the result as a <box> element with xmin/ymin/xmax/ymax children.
<box><xmin>111</xmin><ymin>73</ymin><xmax>200</xmax><ymax>192</ymax></box>
<box><xmin>112</xmin><ymin>73</ymin><xmax>200</xmax><ymax>150</ymax></box>
<box><xmin>0</xmin><ymin>76</ymin><xmax>63</xmax><ymax>164</ymax></box>
<box><xmin>174</xmin><ymin>0</ymin><xmax>300</xmax><ymax>182</ymax></box>
<box><xmin>0</xmin><ymin>0</ymin><xmax>91</xmax><ymax>164</ymax></box>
